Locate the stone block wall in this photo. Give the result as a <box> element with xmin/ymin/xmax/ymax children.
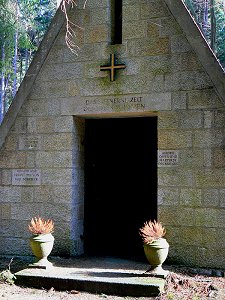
<box><xmin>0</xmin><ymin>0</ymin><xmax>224</xmax><ymax>268</ymax></box>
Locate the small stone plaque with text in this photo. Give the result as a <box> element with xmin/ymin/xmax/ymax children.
<box><xmin>158</xmin><ymin>150</ymin><xmax>179</xmax><ymax>167</ymax></box>
<box><xmin>12</xmin><ymin>169</ymin><xmax>41</xmax><ymax>186</ymax></box>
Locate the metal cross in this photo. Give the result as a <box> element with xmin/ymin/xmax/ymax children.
<box><xmin>100</xmin><ymin>54</ymin><xmax>126</xmax><ymax>81</ymax></box>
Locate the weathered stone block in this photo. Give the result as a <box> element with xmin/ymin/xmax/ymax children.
<box><xmin>170</xmin><ymin>34</ymin><xmax>192</xmax><ymax>53</ymax></box>
<box><xmin>36</xmin><ymin>151</ymin><xmax>72</xmax><ymax>168</ymax></box>
<box><xmin>159</xmin><ymin>206</ymin><xmax>195</xmax><ymax>226</ymax></box>
<box><xmin>128</xmin><ymin>38</ymin><xmax>170</xmax><ymax>56</ymax></box>
<box><xmin>170</xmin><ymin>52</ymin><xmax>202</xmax><ymax>72</ymax></box>
<box><xmin>213</xmin><ymin>149</ymin><xmax>225</xmax><ymax>168</ymax></box>
<box><xmin>1</xmin><ymin>169</ymin><xmax>11</xmax><ymax>185</ymax></box>
<box><xmin>219</xmin><ymin>189</ymin><xmax>225</xmax><ymax>207</ymax></box>
<box><xmin>18</xmin><ymin>135</ymin><xmax>41</xmax><ymax>151</ymax></box>
<box><xmin>47</xmin><ymin>99</ymin><xmax>61</xmax><ymax>116</ymax></box>
<box><xmin>34</xmin><ymin>186</ymin><xmax>54</xmax><ymax>204</ymax></box>
<box><xmin>0</xmin><ymin>237</ymin><xmax>30</xmax><ymax>256</ymax></box>
<box><xmin>180</xmin><ymin>188</ymin><xmax>202</xmax><ymax>207</ymax></box>
<box><xmin>4</xmin><ymin>135</ymin><xmax>18</xmax><ymax>151</ymax></box>
<box><xmin>46</xmin><ymin>46</ymin><xmax>63</xmax><ymax>64</ymax></box>
<box><xmin>42</xmin><ymin>133</ymin><xmax>73</xmax><ymax>151</ymax></box>
<box><xmin>0</xmin><ymin>187</ymin><xmax>21</xmax><ymax>203</ymax></box>
<box><xmin>122</xmin><ymin>58</ymin><xmax>140</xmax><ymax>76</ymax></box>
<box><xmin>147</xmin><ymin>20</ymin><xmax>161</xmax><ymax>38</ymax></box>
<box><xmin>158</xmin><ymin>188</ymin><xmax>179</xmax><ymax>205</ymax></box>
<box><xmin>140</xmin><ymin>55</ymin><xmax>170</xmax><ymax>75</ymax></box>
<box><xmin>21</xmin><ymin>187</ymin><xmax>34</xmax><ymax>203</ymax></box>
<box><xmin>168</xmin><ymin>244</ymin><xmax>199</xmax><ymax>266</ymax></box>
<box><xmin>165</xmin><ymin>71</ymin><xmax>213</xmax><ymax>91</ymax></box>
<box><xmin>26</xmin><ymin>152</ymin><xmax>36</xmax><ymax>168</ymax></box>
<box><xmin>177</xmin><ymin>226</ymin><xmax>203</xmax><ymax>246</ymax></box>
<box><xmin>42</xmin><ymin>169</ymin><xmax>73</xmax><ymax>186</ymax></box>
<box><xmin>51</xmin><ymin>238</ymin><xmax>72</xmax><ymax>256</ymax></box>
<box><xmin>11</xmin><ymin>202</ymin><xmax>71</xmax><ymax>222</ymax></box>
<box><xmin>0</xmin><ymin>219</ymin><xmax>29</xmax><ymax>238</ymax></box>
<box><xmin>203</xmin><ymin>149</ymin><xmax>213</xmax><ymax>168</ymax></box>
<box><xmin>195</xmin><ymin>247</ymin><xmax>225</xmax><ymax>269</ymax></box>
<box><xmin>85</xmin><ymin>25</ymin><xmax>109</xmax><ymax>43</ymax></box>
<box><xmin>195</xmin><ymin>208</ymin><xmax>224</xmax><ymax>227</ymax></box>
<box><xmin>214</xmin><ymin>110</ymin><xmax>225</xmax><ymax>128</ymax></box>
<box><xmin>123</xmin><ymin>4</ymin><xmax>140</xmax><ymax>21</ymax></box>
<box><xmin>202</xmin><ymin>189</ymin><xmax>220</xmax><ymax>207</ymax></box>
<box><xmin>140</xmin><ymin>1</ymin><xmax>169</xmax><ymax>19</ymax></box>
<box><xmin>179</xmin><ymin>149</ymin><xmax>204</xmax><ymax>167</ymax></box>
<box><xmin>27</xmin><ymin>117</ymin><xmax>37</xmax><ymax>133</ymax></box>
<box><xmin>35</xmin><ymin>117</ymin><xmax>54</xmax><ymax>133</ymax></box>
<box><xmin>53</xmin><ymin>186</ymin><xmax>73</xmax><ymax>203</ymax></box>
<box><xmin>123</xmin><ymin>21</ymin><xmax>147</xmax><ymax>39</ymax></box>
<box><xmin>11</xmin><ymin>117</ymin><xmax>27</xmax><ymax>133</ymax></box>
<box><xmin>171</xmin><ymin>91</ymin><xmax>187</xmax><ymax>110</ymax></box>
<box><xmin>68</xmin><ymin>82</ymin><xmax>80</xmax><ymax>97</ymax></box>
<box><xmin>52</xmin><ymin>151</ymin><xmax>73</xmax><ymax>168</ymax></box>
<box><xmin>158</xmin><ymin>168</ymin><xmax>194</xmax><ymax>187</ymax></box>
<box><xmin>201</xmin><ymin>228</ymin><xmax>219</xmax><ymax>247</ymax></box>
<box><xmin>22</xmin><ymin>100</ymin><xmax>49</xmax><ymax>117</ymax></box>
<box><xmin>0</xmin><ymin>152</ymin><xmax>27</xmax><ymax>168</ymax></box>
<box><xmin>158</xmin><ymin>112</ymin><xmax>179</xmax><ymax>129</ymax></box>
<box><xmin>204</xmin><ymin>111</ymin><xmax>214</xmax><ymax>128</ymax></box>
<box><xmin>90</xmin><ymin>8</ymin><xmax>110</xmax><ymax>25</ymax></box>
<box><xmin>160</xmin><ymin>16</ymin><xmax>182</xmax><ymax>36</ymax></box>
<box><xmin>40</xmin><ymin>62</ymin><xmax>83</xmax><ymax>81</ymax></box>
<box><xmin>0</xmin><ymin>204</ymin><xmax>11</xmax><ymax>219</ymax></box>
<box><xmin>84</xmin><ymin>0</ymin><xmax>108</xmax><ymax>8</ymax></box>
<box><xmin>193</xmin><ymin>129</ymin><xmax>224</xmax><ymax>148</ymax></box>
<box><xmin>53</xmin><ymin>222</ymin><xmax>71</xmax><ymax>240</ymax></box>
<box><xmin>188</xmin><ymin>90</ymin><xmax>223</xmax><ymax>109</ymax></box>
<box><xmin>179</xmin><ymin>111</ymin><xmax>203</xmax><ymax>129</ymax></box>
<box><xmin>30</xmin><ymin>80</ymin><xmax>71</xmax><ymax>99</ymax></box>
<box><xmin>195</xmin><ymin>169</ymin><xmax>225</xmax><ymax>188</ymax></box>
<box><xmin>215</xmin><ymin>228</ymin><xmax>225</xmax><ymax>247</ymax></box>
<box><xmin>85</xmin><ymin>62</ymin><xmax>108</xmax><ymax>78</ymax></box>
<box><xmin>158</xmin><ymin>130</ymin><xmax>192</xmax><ymax>149</ymax></box>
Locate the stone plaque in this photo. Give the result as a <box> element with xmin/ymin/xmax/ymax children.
<box><xmin>19</xmin><ymin>136</ymin><xmax>40</xmax><ymax>150</ymax></box>
<box><xmin>158</xmin><ymin>150</ymin><xmax>179</xmax><ymax>167</ymax></box>
<box><xmin>12</xmin><ymin>169</ymin><xmax>41</xmax><ymax>185</ymax></box>
<box><xmin>61</xmin><ymin>93</ymin><xmax>172</xmax><ymax>115</ymax></box>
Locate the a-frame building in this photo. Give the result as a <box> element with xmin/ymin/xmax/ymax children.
<box><xmin>0</xmin><ymin>0</ymin><xmax>224</xmax><ymax>268</ymax></box>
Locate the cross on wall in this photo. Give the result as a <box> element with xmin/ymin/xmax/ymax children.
<box><xmin>99</xmin><ymin>1</ymin><xmax>125</xmax><ymax>81</ymax></box>
<box><xmin>100</xmin><ymin>54</ymin><xmax>126</xmax><ymax>81</ymax></box>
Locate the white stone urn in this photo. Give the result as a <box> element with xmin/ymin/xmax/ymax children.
<box><xmin>143</xmin><ymin>238</ymin><xmax>169</xmax><ymax>278</ymax></box>
<box><xmin>29</xmin><ymin>233</ymin><xmax>54</xmax><ymax>269</ymax></box>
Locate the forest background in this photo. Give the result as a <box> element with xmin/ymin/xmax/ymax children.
<box><xmin>0</xmin><ymin>0</ymin><xmax>224</xmax><ymax>123</ymax></box>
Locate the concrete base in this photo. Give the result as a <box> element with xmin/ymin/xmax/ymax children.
<box><xmin>15</xmin><ymin>257</ymin><xmax>165</xmax><ymax>297</ymax></box>
<box><xmin>145</xmin><ymin>266</ymin><xmax>170</xmax><ymax>279</ymax></box>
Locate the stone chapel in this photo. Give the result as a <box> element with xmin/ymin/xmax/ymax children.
<box><xmin>0</xmin><ymin>0</ymin><xmax>224</xmax><ymax>269</ymax></box>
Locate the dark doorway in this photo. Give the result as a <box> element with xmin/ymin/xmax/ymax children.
<box><xmin>84</xmin><ymin>117</ymin><xmax>157</xmax><ymax>260</ymax></box>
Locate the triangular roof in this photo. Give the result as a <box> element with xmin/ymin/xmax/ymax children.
<box><xmin>0</xmin><ymin>0</ymin><xmax>224</xmax><ymax>148</ymax></box>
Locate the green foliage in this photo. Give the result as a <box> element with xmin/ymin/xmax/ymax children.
<box><xmin>0</xmin><ymin>257</ymin><xmax>16</xmax><ymax>284</ymax></box>
<box><xmin>184</xmin><ymin>0</ymin><xmax>225</xmax><ymax>68</ymax></box>
<box><xmin>0</xmin><ymin>269</ymin><xmax>16</xmax><ymax>285</ymax></box>
<box><xmin>0</xmin><ymin>0</ymin><xmax>56</xmax><ymax>122</ymax></box>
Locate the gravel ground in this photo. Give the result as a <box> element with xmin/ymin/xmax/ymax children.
<box><xmin>0</xmin><ymin>257</ymin><xmax>224</xmax><ymax>300</ymax></box>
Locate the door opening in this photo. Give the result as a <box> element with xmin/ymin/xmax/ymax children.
<box><xmin>84</xmin><ymin>117</ymin><xmax>157</xmax><ymax>260</ymax></box>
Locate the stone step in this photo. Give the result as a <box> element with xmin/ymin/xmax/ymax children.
<box><xmin>15</xmin><ymin>257</ymin><xmax>165</xmax><ymax>297</ymax></box>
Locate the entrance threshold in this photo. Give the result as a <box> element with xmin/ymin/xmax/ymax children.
<box><xmin>15</xmin><ymin>256</ymin><xmax>165</xmax><ymax>297</ymax></box>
